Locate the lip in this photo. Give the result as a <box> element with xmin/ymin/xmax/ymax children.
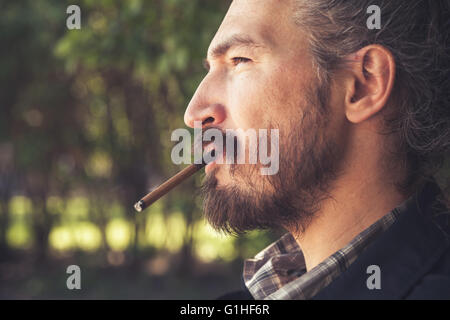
<box><xmin>203</xmin><ymin>147</ymin><xmax>226</xmax><ymax>175</ymax></box>
<box><xmin>203</xmin><ymin>142</ymin><xmax>215</xmax><ymax>155</ymax></box>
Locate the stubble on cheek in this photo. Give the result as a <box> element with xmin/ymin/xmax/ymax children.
<box><xmin>214</xmin><ymin>55</ymin><xmax>315</xmax><ymax>189</ymax></box>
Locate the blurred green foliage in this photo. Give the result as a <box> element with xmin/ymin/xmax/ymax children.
<box><xmin>0</xmin><ymin>0</ymin><xmax>279</xmax><ymax>299</ymax></box>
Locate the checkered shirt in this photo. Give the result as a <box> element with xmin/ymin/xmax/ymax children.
<box><xmin>243</xmin><ymin>206</ymin><xmax>403</xmax><ymax>300</ymax></box>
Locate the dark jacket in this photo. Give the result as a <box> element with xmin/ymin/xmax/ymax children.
<box><xmin>218</xmin><ymin>182</ymin><xmax>450</xmax><ymax>300</ymax></box>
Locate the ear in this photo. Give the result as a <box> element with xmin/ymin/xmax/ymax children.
<box><xmin>344</xmin><ymin>45</ymin><xmax>396</xmax><ymax>124</ymax></box>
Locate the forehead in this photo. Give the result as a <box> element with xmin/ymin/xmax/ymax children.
<box><xmin>208</xmin><ymin>0</ymin><xmax>297</xmax><ymax>55</ymax></box>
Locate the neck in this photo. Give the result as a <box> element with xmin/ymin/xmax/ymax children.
<box><xmin>292</xmin><ymin>129</ymin><xmax>408</xmax><ymax>271</ymax></box>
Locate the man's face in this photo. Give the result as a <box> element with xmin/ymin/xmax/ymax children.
<box><xmin>184</xmin><ymin>0</ymin><xmax>347</xmax><ymax>233</ymax></box>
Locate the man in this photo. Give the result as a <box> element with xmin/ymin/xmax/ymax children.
<box><xmin>184</xmin><ymin>0</ymin><xmax>450</xmax><ymax>299</ymax></box>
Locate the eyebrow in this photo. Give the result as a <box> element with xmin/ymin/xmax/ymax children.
<box><xmin>203</xmin><ymin>33</ymin><xmax>270</xmax><ymax>71</ymax></box>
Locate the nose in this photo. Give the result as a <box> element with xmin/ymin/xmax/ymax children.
<box><xmin>184</xmin><ymin>75</ymin><xmax>226</xmax><ymax>129</ymax></box>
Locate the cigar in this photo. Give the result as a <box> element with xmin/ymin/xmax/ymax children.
<box><xmin>134</xmin><ymin>145</ymin><xmax>215</xmax><ymax>212</ymax></box>
<box><xmin>134</xmin><ymin>162</ymin><xmax>205</xmax><ymax>212</ymax></box>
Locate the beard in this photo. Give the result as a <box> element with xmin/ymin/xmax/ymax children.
<box><xmin>201</xmin><ymin>79</ymin><xmax>343</xmax><ymax>235</ymax></box>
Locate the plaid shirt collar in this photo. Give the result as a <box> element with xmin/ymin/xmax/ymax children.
<box><xmin>243</xmin><ymin>205</ymin><xmax>403</xmax><ymax>300</ymax></box>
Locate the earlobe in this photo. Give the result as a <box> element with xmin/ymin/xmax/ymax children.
<box><xmin>345</xmin><ymin>45</ymin><xmax>396</xmax><ymax>124</ymax></box>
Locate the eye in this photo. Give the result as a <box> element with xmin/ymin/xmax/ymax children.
<box><xmin>231</xmin><ymin>57</ymin><xmax>251</xmax><ymax>66</ymax></box>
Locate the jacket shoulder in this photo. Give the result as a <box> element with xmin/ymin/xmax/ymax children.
<box><xmin>406</xmin><ymin>245</ymin><xmax>450</xmax><ymax>299</ymax></box>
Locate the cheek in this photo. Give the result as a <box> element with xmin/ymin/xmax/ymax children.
<box><xmin>227</xmin><ymin>72</ymin><xmax>261</xmax><ymax>128</ymax></box>
<box><xmin>227</xmin><ymin>65</ymin><xmax>303</xmax><ymax>129</ymax></box>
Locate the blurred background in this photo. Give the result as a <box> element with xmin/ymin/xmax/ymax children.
<box><xmin>2</xmin><ymin>0</ymin><xmax>449</xmax><ymax>300</ymax></box>
<box><xmin>0</xmin><ymin>0</ymin><xmax>281</xmax><ymax>299</ymax></box>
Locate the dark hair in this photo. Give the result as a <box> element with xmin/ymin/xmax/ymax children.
<box><xmin>294</xmin><ymin>0</ymin><xmax>450</xmax><ymax>191</ymax></box>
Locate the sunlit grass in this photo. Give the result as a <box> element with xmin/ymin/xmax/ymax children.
<box><xmin>164</xmin><ymin>212</ymin><xmax>187</xmax><ymax>252</ymax></box>
<box><xmin>192</xmin><ymin>221</ymin><xmax>237</xmax><ymax>263</ymax></box>
<box><xmin>6</xmin><ymin>222</ymin><xmax>33</xmax><ymax>249</ymax></box>
<box><xmin>9</xmin><ymin>196</ymin><xmax>32</xmax><ymax>219</ymax></box>
<box><xmin>72</xmin><ymin>222</ymin><xmax>102</xmax><ymax>251</ymax></box>
<box><xmin>49</xmin><ymin>226</ymin><xmax>73</xmax><ymax>251</ymax></box>
<box><xmin>7</xmin><ymin>196</ymin><xmax>33</xmax><ymax>249</ymax></box>
<box><xmin>109</xmin><ymin>201</ymin><xmax>126</xmax><ymax>219</ymax></box>
<box><xmin>106</xmin><ymin>218</ymin><xmax>131</xmax><ymax>251</ymax></box>
<box><xmin>6</xmin><ymin>195</ymin><xmax>273</xmax><ymax>262</ymax></box>
<box><xmin>49</xmin><ymin>222</ymin><xmax>102</xmax><ymax>252</ymax></box>
<box><xmin>65</xmin><ymin>197</ymin><xmax>89</xmax><ymax>221</ymax></box>
<box><xmin>145</xmin><ymin>211</ymin><xmax>166</xmax><ymax>249</ymax></box>
<box><xmin>46</xmin><ymin>196</ymin><xmax>65</xmax><ymax>215</ymax></box>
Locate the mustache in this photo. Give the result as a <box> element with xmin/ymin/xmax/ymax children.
<box><xmin>194</xmin><ymin>126</ymin><xmax>239</xmax><ymax>161</ymax></box>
